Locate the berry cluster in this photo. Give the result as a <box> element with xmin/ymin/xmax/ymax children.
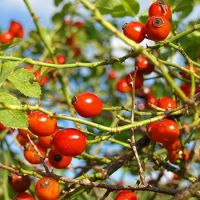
<box><xmin>0</xmin><ymin>20</ymin><xmax>24</xmax><ymax>44</ymax></box>
<box><xmin>123</xmin><ymin>1</ymin><xmax>171</xmax><ymax>43</ymax></box>
<box><xmin>10</xmin><ymin>92</ymin><xmax>103</xmax><ymax>199</ymax></box>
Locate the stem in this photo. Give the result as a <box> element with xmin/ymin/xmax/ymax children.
<box><xmin>23</xmin><ymin>0</ymin><xmax>55</xmax><ymax>61</ymax></box>
<box><xmin>129</xmin><ymin>70</ymin><xmax>146</xmax><ymax>185</ymax></box>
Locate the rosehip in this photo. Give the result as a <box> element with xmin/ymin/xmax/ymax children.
<box><xmin>116</xmin><ymin>78</ymin><xmax>131</xmax><ymax>93</ymax></box>
<box><xmin>146</xmin><ymin>119</ymin><xmax>180</xmax><ymax>144</ymax></box>
<box><xmin>114</xmin><ymin>190</ymin><xmax>137</xmax><ymax>200</ymax></box>
<box><xmin>146</xmin><ymin>16</ymin><xmax>171</xmax><ymax>41</ymax></box>
<box><xmin>24</xmin><ymin>142</ymin><xmax>47</xmax><ymax>164</ymax></box>
<box><xmin>168</xmin><ymin>148</ymin><xmax>189</xmax><ymax>164</ymax></box>
<box><xmin>72</xmin><ymin>92</ymin><xmax>103</xmax><ymax>117</ymax></box>
<box><xmin>108</xmin><ymin>70</ymin><xmax>117</xmax><ymax>80</ymax></box>
<box><xmin>0</xmin><ymin>31</ymin><xmax>14</xmax><ymax>44</ymax></box>
<box><xmin>0</xmin><ymin>122</ymin><xmax>6</xmax><ymax>132</ymax></box>
<box><xmin>35</xmin><ymin>177</ymin><xmax>60</xmax><ymax>200</ymax></box>
<box><xmin>48</xmin><ymin>148</ymin><xmax>72</xmax><ymax>169</ymax></box>
<box><xmin>28</xmin><ymin>111</ymin><xmax>57</xmax><ymax>136</ymax></box>
<box><xmin>13</xmin><ymin>192</ymin><xmax>35</xmax><ymax>200</ymax></box>
<box><xmin>56</xmin><ymin>54</ymin><xmax>66</xmax><ymax>64</ymax></box>
<box><xmin>135</xmin><ymin>55</ymin><xmax>154</xmax><ymax>74</ymax></box>
<box><xmin>163</xmin><ymin>139</ymin><xmax>181</xmax><ymax>151</ymax></box>
<box><xmin>53</xmin><ymin>128</ymin><xmax>87</xmax><ymax>156</ymax></box>
<box><xmin>125</xmin><ymin>71</ymin><xmax>144</xmax><ymax>89</ymax></box>
<box><xmin>9</xmin><ymin>20</ymin><xmax>24</xmax><ymax>38</ymax></box>
<box><xmin>9</xmin><ymin>173</ymin><xmax>31</xmax><ymax>193</ymax></box>
<box><xmin>180</xmin><ymin>65</ymin><xmax>198</xmax><ymax>79</ymax></box>
<box><xmin>149</xmin><ymin>2</ymin><xmax>171</xmax><ymax>20</ymax></box>
<box><xmin>145</xmin><ymin>95</ymin><xmax>158</xmax><ymax>109</ymax></box>
<box><xmin>24</xmin><ymin>66</ymin><xmax>47</xmax><ymax>86</ymax></box>
<box><xmin>122</xmin><ymin>22</ymin><xmax>146</xmax><ymax>43</ymax></box>
<box><xmin>157</xmin><ymin>97</ymin><xmax>177</xmax><ymax>110</ymax></box>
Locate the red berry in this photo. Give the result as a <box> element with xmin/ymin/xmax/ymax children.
<box><xmin>9</xmin><ymin>173</ymin><xmax>31</xmax><ymax>193</ymax></box>
<box><xmin>135</xmin><ymin>55</ymin><xmax>154</xmax><ymax>74</ymax></box>
<box><xmin>116</xmin><ymin>78</ymin><xmax>131</xmax><ymax>93</ymax></box>
<box><xmin>0</xmin><ymin>31</ymin><xmax>14</xmax><ymax>44</ymax></box>
<box><xmin>163</xmin><ymin>139</ymin><xmax>181</xmax><ymax>151</ymax></box>
<box><xmin>181</xmin><ymin>84</ymin><xmax>200</xmax><ymax>96</ymax></box>
<box><xmin>0</xmin><ymin>122</ymin><xmax>6</xmax><ymax>132</ymax></box>
<box><xmin>123</xmin><ymin>22</ymin><xmax>146</xmax><ymax>43</ymax></box>
<box><xmin>48</xmin><ymin>148</ymin><xmax>72</xmax><ymax>169</ymax></box>
<box><xmin>114</xmin><ymin>191</ymin><xmax>137</xmax><ymax>200</ymax></box>
<box><xmin>28</xmin><ymin>111</ymin><xmax>57</xmax><ymax>136</ymax></box>
<box><xmin>157</xmin><ymin>97</ymin><xmax>177</xmax><ymax>110</ymax></box>
<box><xmin>108</xmin><ymin>70</ymin><xmax>117</xmax><ymax>80</ymax></box>
<box><xmin>72</xmin><ymin>92</ymin><xmax>103</xmax><ymax>117</ymax></box>
<box><xmin>16</xmin><ymin>133</ymin><xmax>29</xmax><ymax>146</ymax></box>
<box><xmin>73</xmin><ymin>21</ymin><xmax>84</xmax><ymax>28</ymax></box>
<box><xmin>180</xmin><ymin>65</ymin><xmax>199</xmax><ymax>80</ymax></box>
<box><xmin>24</xmin><ymin>142</ymin><xmax>47</xmax><ymax>164</ymax></box>
<box><xmin>149</xmin><ymin>2</ymin><xmax>171</xmax><ymax>20</ymax></box>
<box><xmin>56</xmin><ymin>54</ymin><xmax>66</xmax><ymax>64</ymax></box>
<box><xmin>125</xmin><ymin>71</ymin><xmax>144</xmax><ymax>89</ymax></box>
<box><xmin>73</xmin><ymin>46</ymin><xmax>81</xmax><ymax>58</ymax></box>
<box><xmin>146</xmin><ymin>16</ymin><xmax>170</xmax><ymax>41</ymax></box>
<box><xmin>9</xmin><ymin>20</ymin><xmax>24</xmax><ymax>38</ymax></box>
<box><xmin>24</xmin><ymin>66</ymin><xmax>47</xmax><ymax>86</ymax></box>
<box><xmin>53</xmin><ymin>128</ymin><xmax>87</xmax><ymax>156</ymax></box>
<box><xmin>168</xmin><ymin>148</ymin><xmax>189</xmax><ymax>164</ymax></box>
<box><xmin>35</xmin><ymin>177</ymin><xmax>60</xmax><ymax>200</ymax></box>
<box><xmin>66</xmin><ymin>36</ymin><xmax>76</xmax><ymax>46</ymax></box>
<box><xmin>13</xmin><ymin>192</ymin><xmax>35</xmax><ymax>200</ymax></box>
<box><xmin>18</xmin><ymin>129</ymin><xmax>36</xmax><ymax>139</ymax></box>
<box><xmin>146</xmin><ymin>119</ymin><xmax>180</xmax><ymax>144</ymax></box>
<box><xmin>145</xmin><ymin>95</ymin><xmax>158</xmax><ymax>109</ymax></box>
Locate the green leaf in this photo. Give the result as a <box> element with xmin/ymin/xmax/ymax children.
<box><xmin>0</xmin><ymin>92</ymin><xmax>28</xmax><ymax>129</ymax></box>
<box><xmin>0</xmin><ymin>61</ymin><xmax>20</xmax><ymax>86</ymax></box>
<box><xmin>54</xmin><ymin>0</ymin><xmax>63</xmax><ymax>6</ymax></box>
<box><xmin>96</xmin><ymin>0</ymin><xmax>139</xmax><ymax>17</ymax></box>
<box><xmin>120</xmin><ymin>0</ymin><xmax>139</xmax><ymax>16</ymax></box>
<box><xmin>8</xmin><ymin>69</ymin><xmax>41</xmax><ymax>98</ymax></box>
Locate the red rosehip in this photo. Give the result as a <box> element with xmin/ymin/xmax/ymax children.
<box><xmin>135</xmin><ymin>55</ymin><xmax>154</xmax><ymax>74</ymax></box>
<box><xmin>24</xmin><ymin>142</ymin><xmax>47</xmax><ymax>164</ymax></box>
<box><xmin>125</xmin><ymin>71</ymin><xmax>144</xmax><ymax>89</ymax></box>
<box><xmin>38</xmin><ymin>135</ymin><xmax>54</xmax><ymax>149</ymax></box>
<box><xmin>13</xmin><ymin>192</ymin><xmax>35</xmax><ymax>200</ymax></box>
<box><xmin>35</xmin><ymin>177</ymin><xmax>60</xmax><ymax>200</ymax></box>
<box><xmin>181</xmin><ymin>84</ymin><xmax>200</xmax><ymax>96</ymax></box>
<box><xmin>180</xmin><ymin>65</ymin><xmax>199</xmax><ymax>80</ymax></box>
<box><xmin>149</xmin><ymin>2</ymin><xmax>171</xmax><ymax>20</ymax></box>
<box><xmin>157</xmin><ymin>97</ymin><xmax>177</xmax><ymax>110</ymax></box>
<box><xmin>24</xmin><ymin>66</ymin><xmax>47</xmax><ymax>86</ymax></box>
<box><xmin>66</xmin><ymin>36</ymin><xmax>76</xmax><ymax>46</ymax></box>
<box><xmin>163</xmin><ymin>139</ymin><xmax>182</xmax><ymax>151</ymax></box>
<box><xmin>116</xmin><ymin>78</ymin><xmax>131</xmax><ymax>93</ymax></box>
<box><xmin>9</xmin><ymin>173</ymin><xmax>31</xmax><ymax>193</ymax></box>
<box><xmin>0</xmin><ymin>122</ymin><xmax>6</xmax><ymax>132</ymax></box>
<box><xmin>28</xmin><ymin>111</ymin><xmax>57</xmax><ymax>136</ymax></box>
<box><xmin>48</xmin><ymin>148</ymin><xmax>72</xmax><ymax>169</ymax></box>
<box><xmin>0</xmin><ymin>31</ymin><xmax>14</xmax><ymax>44</ymax></box>
<box><xmin>146</xmin><ymin>119</ymin><xmax>180</xmax><ymax>144</ymax></box>
<box><xmin>56</xmin><ymin>54</ymin><xmax>66</xmax><ymax>64</ymax></box>
<box><xmin>108</xmin><ymin>70</ymin><xmax>117</xmax><ymax>80</ymax></box>
<box><xmin>73</xmin><ymin>21</ymin><xmax>84</xmax><ymax>28</ymax></box>
<box><xmin>114</xmin><ymin>191</ymin><xmax>137</xmax><ymax>200</ymax></box>
<box><xmin>168</xmin><ymin>148</ymin><xmax>189</xmax><ymax>164</ymax></box>
<box><xmin>53</xmin><ymin>128</ymin><xmax>87</xmax><ymax>156</ymax></box>
<box><xmin>9</xmin><ymin>20</ymin><xmax>24</xmax><ymax>38</ymax></box>
<box><xmin>146</xmin><ymin>16</ymin><xmax>171</xmax><ymax>41</ymax></box>
<box><xmin>72</xmin><ymin>92</ymin><xmax>103</xmax><ymax>117</ymax></box>
<box><xmin>73</xmin><ymin>46</ymin><xmax>81</xmax><ymax>58</ymax></box>
<box><xmin>145</xmin><ymin>95</ymin><xmax>158</xmax><ymax>109</ymax></box>
<box><xmin>122</xmin><ymin>22</ymin><xmax>146</xmax><ymax>43</ymax></box>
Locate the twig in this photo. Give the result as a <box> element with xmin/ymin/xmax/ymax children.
<box><xmin>128</xmin><ymin>70</ymin><xmax>146</xmax><ymax>185</ymax></box>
